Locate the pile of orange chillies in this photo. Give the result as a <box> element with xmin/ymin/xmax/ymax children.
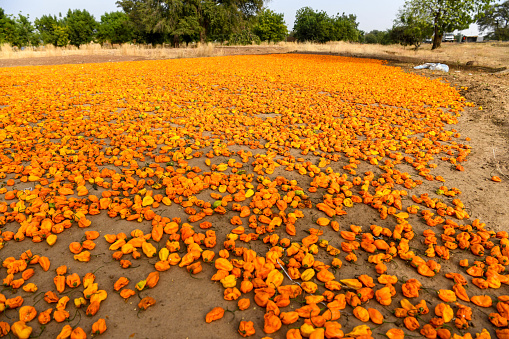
<box><xmin>0</xmin><ymin>54</ymin><xmax>505</xmax><ymax>338</ymax></box>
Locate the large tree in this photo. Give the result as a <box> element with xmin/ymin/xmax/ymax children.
<box><xmin>0</xmin><ymin>10</ymin><xmax>38</xmax><ymax>47</ymax></box>
<box><xmin>116</xmin><ymin>0</ymin><xmax>266</xmax><ymax>45</ymax></box>
<box><xmin>252</xmin><ymin>9</ymin><xmax>287</xmax><ymax>42</ymax></box>
<box><xmin>330</xmin><ymin>13</ymin><xmax>361</xmax><ymax>42</ymax></box>
<box><xmin>364</xmin><ymin>30</ymin><xmax>393</xmax><ymax>45</ymax></box>
<box><xmin>97</xmin><ymin>11</ymin><xmax>133</xmax><ymax>44</ymax></box>
<box><xmin>293</xmin><ymin>7</ymin><xmax>361</xmax><ymax>43</ymax></box>
<box><xmin>293</xmin><ymin>7</ymin><xmax>332</xmax><ymax>43</ymax></box>
<box><xmin>64</xmin><ymin>9</ymin><xmax>98</xmax><ymax>47</ymax></box>
<box><xmin>401</xmin><ymin>0</ymin><xmax>493</xmax><ymax>49</ymax></box>
<box><xmin>392</xmin><ymin>9</ymin><xmax>434</xmax><ymax>49</ymax></box>
<box><xmin>0</xmin><ymin>8</ymin><xmax>18</xmax><ymax>45</ymax></box>
<box><xmin>477</xmin><ymin>1</ymin><xmax>509</xmax><ymax>40</ymax></box>
<box><xmin>35</xmin><ymin>14</ymin><xmax>66</xmax><ymax>46</ymax></box>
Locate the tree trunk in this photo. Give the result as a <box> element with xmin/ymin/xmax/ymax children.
<box><xmin>198</xmin><ymin>4</ymin><xmax>205</xmax><ymax>44</ymax></box>
<box><xmin>432</xmin><ymin>26</ymin><xmax>442</xmax><ymax>50</ymax></box>
<box><xmin>431</xmin><ymin>9</ymin><xmax>442</xmax><ymax>50</ymax></box>
<box><xmin>173</xmin><ymin>34</ymin><xmax>180</xmax><ymax>48</ymax></box>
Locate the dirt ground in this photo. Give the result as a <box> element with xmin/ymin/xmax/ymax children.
<box><xmin>0</xmin><ymin>46</ymin><xmax>287</xmax><ymax>68</ymax></box>
<box><xmin>0</xmin><ymin>51</ymin><xmax>508</xmax><ymax>339</ymax></box>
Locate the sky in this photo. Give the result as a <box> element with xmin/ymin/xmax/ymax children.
<box><xmin>1</xmin><ymin>0</ymin><xmax>481</xmax><ymax>35</ymax></box>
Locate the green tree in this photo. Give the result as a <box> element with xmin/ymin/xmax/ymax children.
<box><xmin>0</xmin><ymin>8</ymin><xmax>17</xmax><ymax>45</ymax></box>
<box><xmin>13</xmin><ymin>14</ymin><xmax>37</xmax><ymax>47</ymax></box>
<box><xmin>330</xmin><ymin>13</ymin><xmax>361</xmax><ymax>42</ymax></box>
<box><xmin>401</xmin><ymin>0</ymin><xmax>494</xmax><ymax>50</ymax></box>
<box><xmin>64</xmin><ymin>9</ymin><xmax>98</xmax><ymax>46</ymax></box>
<box><xmin>477</xmin><ymin>1</ymin><xmax>509</xmax><ymax>40</ymax></box>
<box><xmin>392</xmin><ymin>10</ymin><xmax>433</xmax><ymax>49</ymax></box>
<box><xmin>116</xmin><ymin>0</ymin><xmax>266</xmax><ymax>46</ymax></box>
<box><xmin>364</xmin><ymin>30</ymin><xmax>393</xmax><ymax>44</ymax></box>
<box><xmin>97</xmin><ymin>11</ymin><xmax>133</xmax><ymax>43</ymax></box>
<box><xmin>35</xmin><ymin>15</ymin><xmax>60</xmax><ymax>45</ymax></box>
<box><xmin>252</xmin><ymin>9</ymin><xmax>287</xmax><ymax>42</ymax></box>
<box><xmin>228</xmin><ymin>29</ymin><xmax>260</xmax><ymax>45</ymax></box>
<box><xmin>293</xmin><ymin>7</ymin><xmax>361</xmax><ymax>43</ymax></box>
<box><xmin>0</xmin><ymin>10</ymin><xmax>38</xmax><ymax>47</ymax></box>
<box><xmin>53</xmin><ymin>24</ymin><xmax>69</xmax><ymax>46</ymax></box>
<box><xmin>293</xmin><ymin>7</ymin><xmax>333</xmax><ymax>43</ymax></box>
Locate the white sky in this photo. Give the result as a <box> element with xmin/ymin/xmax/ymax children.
<box><xmin>1</xmin><ymin>0</ymin><xmax>482</xmax><ymax>36</ymax></box>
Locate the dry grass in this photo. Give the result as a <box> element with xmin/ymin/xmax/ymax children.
<box><xmin>1</xmin><ymin>41</ymin><xmax>507</xmax><ymax>68</ymax></box>
<box><xmin>0</xmin><ymin>42</ymin><xmax>223</xmax><ymax>60</ymax></box>
<box><xmin>283</xmin><ymin>41</ymin><xmax>509</xmax><ymax>68</ymax></box>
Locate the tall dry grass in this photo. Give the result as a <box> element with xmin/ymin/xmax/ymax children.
<box><xmin>0</xmin><ymin>42</ymin><xmax>223</xmax><ymax>60</ymax></box>
<box><xmin>281</xmin><ymin>41</ymin><xmax>509</xmax><ymax>68</ymax></box>
<box><xmin>1</xmin><ymin>41</ymin><xmax>507</xmax><ymax>67</ymax></box>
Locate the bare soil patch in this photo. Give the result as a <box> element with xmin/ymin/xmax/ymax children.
<box><xmin>0</xmin><ymin>55</ymin><xmax>148</xmax><ymax>68</ymax></box>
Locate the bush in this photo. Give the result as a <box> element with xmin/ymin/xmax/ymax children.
<box><xmin>228</xmin><ymin>30</ymin><xmax>261</xmax><ymax>45</ymax></box>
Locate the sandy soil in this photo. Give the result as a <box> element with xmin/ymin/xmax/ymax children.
<box><xmin>0</xmin><ymin>47</ymin><xmax>287</xmax><ymax>68</ymax></box>
<box><xmin>0</xmin><ymin>51</ymin><xmax>507</xmax><ymax>339</ymax></box>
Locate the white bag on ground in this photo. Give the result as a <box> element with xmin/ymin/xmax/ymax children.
<box><xmin>414</xmin><ymin>63</ymin><xmax>449</xmax><ymax>72</ymax></box>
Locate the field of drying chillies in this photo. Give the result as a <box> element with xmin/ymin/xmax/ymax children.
<box><xmin>0</xmin><ymin>54</ymin><xmax>507</xmax><ymax>339</ymax></box>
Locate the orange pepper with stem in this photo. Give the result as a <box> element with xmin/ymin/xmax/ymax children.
<box><xmin>437</xmin><ymin>289</ymin><xmax>456</xmax><ymax>303</ymax></box>
<box><xmin>238</xmin><ymin>321</ymin><xmax>255</xmax><ymax>337</ymax></box>
<box><xmin>92</xmin><ymin>318</ymin><xmax>107</xmax><ymax>334</ymax></box>
<box><xmin>86</xmin><ymin>301</ymin><xmax>101</xmax><ymax>316</ymax></box>
<box><xmin>5</xmin><ymin>296</ymin><xmax>24</xmax><ymax>309</ymax></box>
<box><xmin>401</xmin><ymin>279</ymin><xmax>421</xmax><ymax>298</ymax></box>
<box><xmin>53</xmin><ymin>309</ymin><xmax>70</xmax><ymax>322</ymax></box>
<box><xmin>415</xmin><ymin>300</ymin><xmax>429</xmax><ymax>315</ymax></box>
<box><xmin>0</xmin><ymin>322</ymin><xmax>9</xmax><ymax>337</ymax></box>
<box><xmin>66</xmin><ymin>273</ymin><xmax>81</xmax><ymax>288</ymax></box>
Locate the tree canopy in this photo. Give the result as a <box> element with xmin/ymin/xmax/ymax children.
<box><xmin>116</xmin><ymin>0</ymin><xmax>266</xmax><ymax>45</ymax></box>
<box><xmin>0</xmin><ymin>8</ymin><xmax>16</xmax><ymax>45</ymax></box>
<box><xmin>252</xmin><ymin>9</ymin><xmax>287</xmax><ymax>42</ymax></box>
<box><xmin>34</xmin><ymin>14</ymin><xmax>69</xmax><ymax>46</ymax></box>
<box><xmin>363</xmin><ymin>30</ymin><xmax>393</xmax><ymax>45</ymax></box>
<box><xmin>1</xmin><ymin>10</ymin><xmax>38</xmax><ymax>47</ymax></box>
<box><xmin>391</xmin><ymin>9</ymin><xmax>434</xmax><ymax>49</ymax></box>
<box><xmin>64</xmin><ymin>9</ymin><xmax>98</xmax><ymax>47</ymax></box>
<box><xmin>97</xmin><ymin>11</ymin><xmax>133</xmax><ymax>44</ymax></box>
<box><xmin>293</xmin><ymin>7</ymin><xmax>361</xmax><ymax>43</ymax></box>
<box><xmin>477</xmin><ymin>0</ymin><xmax>509</xmax><ymax>40</ymax></box>
<box><xmin>5</xmin><ymin>2</ymin><xmax>499</xmax><ymax>49</ymax></box>
<box><xmin>401</xmin><ymin>0</ymin><xmax>494</xmax><ymax>49</ymax></box>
